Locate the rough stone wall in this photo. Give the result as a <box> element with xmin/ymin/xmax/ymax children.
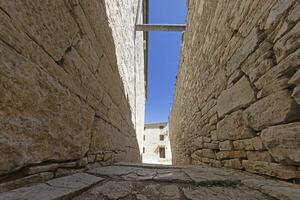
<box><xmin>105</xmin><ymin>0</ymin><xmax>146</xmax><ymax>153</ymax></box>
<box><xmin>170</xmin><ymin>0</ymin><xmax>300</xmax><ymax>180</ymax></box>
<box><xmin>0</xmin><ymin>0</ymin><xmax>141</xmax><ymax>186</ymax></box>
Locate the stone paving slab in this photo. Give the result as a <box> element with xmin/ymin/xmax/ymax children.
<box><xmin>1</xmin><ymin>164</ymin><xmax>299</xmax><ymax>200</ymax></box>
<box><xmin>0</xmin><ymin>173</ymin><xmax>104</xmax><ymax>200</ymax></box>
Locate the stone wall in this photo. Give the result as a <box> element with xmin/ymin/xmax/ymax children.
<box><xmin>170</xmin><ymin>0</ymin><xmax>300</xmax><ymax>180</ymax></box>
<box><xmin>105</xmin><ymin>0</ymin><xmax>146</xmax><ymax>153</ymax></box>
<box><xmin>0</xmin><ymin>0</ymin><xmax>142</xmax><ymax>189</ymax></box>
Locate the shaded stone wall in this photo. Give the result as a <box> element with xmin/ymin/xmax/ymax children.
<box><xmin>0</xmin><ymin>0</ymin><xmax>141</xmax><ymax>187</ymax></box>
<box><xmin>170</xmin><ymin>0</ymin><xmax>300</xmax><ymax>180</ymax></box>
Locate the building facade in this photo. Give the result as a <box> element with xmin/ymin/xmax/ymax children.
<box><xmin>143</xmin><ymin>123</ymin><xmax>172</xmax><ymax>164</ymax></box>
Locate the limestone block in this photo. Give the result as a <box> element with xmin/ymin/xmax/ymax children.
<box><xmin>292</xmin><ymin>86</ymin><xmax>300</xmax><ymax>104</ymax></box>
<box><xmin>203</xmin><ymin>142</ymin><xmax>219</xmax><ymax>150</ymax></box>
<box><xmin>196</xmin><ymin>149</ymin><xmax>216</xmax><ymax>159</ymax></box>
<box><xmin>255</xmin><ymin>48</ymin><xmax>300</xmax><ymax>90</ymax></box>
<box><xmin>261</xmin><ymin>122</ymin><xmax>300</xmax><ymax>165</ymax></box>
<box><xmin>274</xmin><ymin>21</ymin><xmax>300</xmax><ymax>62</ymax></box>
<box><xmin>222</xmin><ymin>159</ymin><xmax>243</xmax><ymax>169</ymax></box>
<box><xmin>226</xmin><ymin>29</ymin><xmax>260</xmax><ymax>76</ymax></box>
<box><xmin>77</xmin><ymin>157</ymin><xmax>88</xmax><ymax>168</ymax></box>
<box><xmin>264</xmin><ymin>0</ymin><xmax>296</xmax><ymax>30</ymax></box>
<box><xmin>242</xmin><ymin>160</ymin><xmax>300</xmax><ymax>180</ymax></box>
<box><xmin>217</xmin><ymin>76</ymin><xmax>255</xmax><ymax>117</ymax></box>
<box><xmin>216</xmin><ymin>151</ymin><xmax>246</xmax><ymax>160</ymax></box>
<box><xmin>233</xmin><ymin>137</ymin><xmax>265</xmax><ymax>151</ymax></box>
<box><xmin>289</xmin><ymin>68</ymin><xmax>300</xmax><ymax>86</ymax></box>
<box><xmin>246</xmin><ymin>151</ymin><xmax>273</xmax><ymax>162</ymax></box>
<box><xmin>217</xmin><ymin>110</ymin><xmax>255</xmax><ymax>141</ymax></box>
<box><xmin>219</xmin><ymin>141</ymin><xmax>233</xmax><ymax>151</ymax></box>
<box><xmin>244</xmin><ymin>90</ymin><xmax>300</xmax><ymax>131</ymax></box>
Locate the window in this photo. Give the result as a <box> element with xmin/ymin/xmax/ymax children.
<box><xmin>159</xmin><ymin>147</ymin><xmax>165</xmax><ymax>158</ymax></box>
<box><xmin>160</xmin><ymin>135</ymin><xmax>164</xmax><ymax>141</ymax></box>
<box><xmin>143</xmin><ymin>135</ymin><xmax>145</xmax><ymax>141</ymax></box>
<box><xmin>143</xmin><ymin>147</ymin><xmax>145</xmax><ymax>153</ymax></box>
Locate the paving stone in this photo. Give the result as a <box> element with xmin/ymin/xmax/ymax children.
<box><xmin>183</xmin><ymin>186</ymin><xmax>271</xmax><ymax>200</ymax></box>
<box><xmin>87</xmin><ymin>165</ymin><xmax>138</xmax><ymax>176</ymax></box>
<box><xmin>123</xmin><ymin>168</ymin><xmax>157</xmax><ymax>181</ymax></box>
<box><xmin>153</xmin><ymin>169</ymin><xmax>192</xmax><ymax>182</ymax></box>
<box><xmin>91</xmin><ymin>181</ymin><xmax>132</xmax><ymax>199</ymax></box>
<box><xmin>160</xmin><ymin>185</ymin><xmax>181</xmax><ymax>200</ymax></box>
<box><xmin>0</xmin><ymin>173</ymin><xmax>104</xmax><ymax>200</ymax></box>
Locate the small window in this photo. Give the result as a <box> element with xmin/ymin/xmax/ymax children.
<box><xmin>143</xmin><ymin>135</ymin><xmax>145</xmax><ymax>141</ymax></box>
<box><xmin>143</xmin><ymin>147</ymin><xmax>145</xmax><ymax>153</ymax></box>
<box><xmin>159</xmin><ymin>147</ymin><xmax>165</xmax><ymax>158</ymax></box>
<box><xmin>160</xmin><ymin>135</ymin><xmax>164</xmax><ymax>141</ymax></box>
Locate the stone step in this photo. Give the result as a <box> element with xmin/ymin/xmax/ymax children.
<box><xmin>0</xmin><ymin>173</ymin><xmax>104</xmax><ymax>200</ymax></box>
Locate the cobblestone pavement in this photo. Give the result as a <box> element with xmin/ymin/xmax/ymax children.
<box><xmin>0</xmin><ymin>163</ymin><xmax>299</xmax><ymax>200</ymax></box>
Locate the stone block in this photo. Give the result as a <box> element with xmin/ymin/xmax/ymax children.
<box><xmin>226</xmin><ymin>29</ymin><xmax>260</xmax><ymax>76</ymax></box>
<box><xmin>242</xmin><ymin>160</ymin><xmax>300</xmax><ymax>180</ymax></box>
<box><xmin>261</xmin><ymin>122</ymin><xmax>300</xmax><ymax>165</ymax></box>
<box><xmin>77</xmin><ymin>157</ymin><xmax>88</xmax><ymax>167</ymax></box>
<box><xmin>274</xmin><ymin>21</ymin><xmax>300</xmax><ymax>62</ymax></box>
<box><xmin>246</xmin><ymin>151</ymin><xmax>273</xmax><ymax>162</ymax></box>
<box><xmin>289</xmin><ymin>68</ymin><xmax>300</xmax><ymax>86</ymax></box>
<box><xmin>244</xmin><ymin>90</ymin><xmax>300</xmax><ymax>131</ymax></box>
<box><xmin>222</xmin><ymin>159</ymin><xmax>243</xmax><ymax>169</ymax></box>
<box><xmin>292</xmin><ymin>86</ymin><xmax>300</xmax><ymax>104</ymax></box>
<box><xmin>233</xmin><ymin>137</ymin><xmax>265</xmax><ymax>151</ymax></box>
<box><xmin>87</xmin><ymin>155</ymin><xmax>96</xmax><ymax>163</ymax></box>
<box><xmin>217</xmin><ymin>110</ymin><xmax>255</xmax><ymax>141</ymax></box>
<box><xmin>219</xmin><ymin>140</ymin><xmax>233</xmax><ymax>151</ymax></box>
<box><xmin>217</xmin><ymin>76</ymin><xmax>256</xmax><ymax>117</ymax></box>
<box><xmin>196</xmin><ymin>149</ymin><xmax>216</xmax><ymax>159</ymax></box>
<box><xmin>203</xmin><ymin>142</ymin><xmax>219</xmax><ymax>150</ymax></box>
<box><xmin>216</xmin><ymin>151</ymin><xmax>246</xmax><ymax>160</ymax></box>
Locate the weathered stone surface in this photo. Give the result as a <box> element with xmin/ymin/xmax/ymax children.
<box><xmin>217</xmin><ymin>77</ymin><xmax>256</xmax><ymax>117</ymax></box>
<box><xmin>244</xmin><ymin>90</ymin><xmax>300</xmax><ymax>131</ymax></box>
<box><xmin>216</xmin><ymin>151</ymin><xmax>247</xmax><ymax>160</ymax></box>
<box><xmin>261</xmin><ymin>122</ymin><xmax>300</xmax><ymax>165</ymax></box>
<box><xmin>217</xmin><ymin>110</ymin><xmax>254</xmax><ymax>141</ymax></box>
<box><xmin>242</xmin><ymin>160</ymin><xmax>299</xmax><ymax>180</ymax></box>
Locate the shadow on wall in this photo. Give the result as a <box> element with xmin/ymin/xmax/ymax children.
<box><xmin>0</xmin><ymin>0</ymin><xmax>140</xmax><ymax>186</ymax></box>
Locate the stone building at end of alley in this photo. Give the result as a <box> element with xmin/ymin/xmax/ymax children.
<box><xmin>142</xmin><ymin>123</ymin><xmax>172</xmax><ymax>165</ymax></box>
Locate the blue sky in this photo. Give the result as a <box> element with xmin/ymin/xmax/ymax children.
<box><xmin>145</xmin><ymin>0</ymin><xmax>187</xmax><ymax>123</ymax></box>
